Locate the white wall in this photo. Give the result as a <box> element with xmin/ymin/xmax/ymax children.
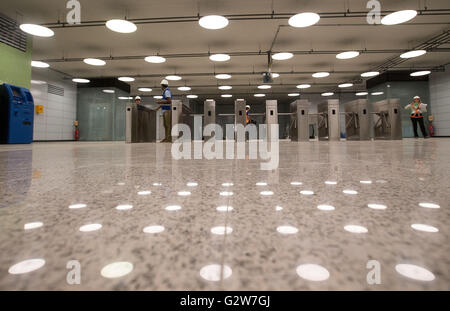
<box><xmin>30</xmin><ymin>69</ymin><xmax>77</xmax><ymax>141</ymax></box>
<box><xmin>430</xmin><ymin>65</ymin><xmax>450</xmax><ymax>136</ymax></box>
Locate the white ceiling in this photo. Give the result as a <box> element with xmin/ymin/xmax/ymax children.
<box><xmin>3</xmin><ymin>0</ymin><xmax>450</xmax><ymax>102</ymax></box>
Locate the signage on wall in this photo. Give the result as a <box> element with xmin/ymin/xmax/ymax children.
<box><xmin>66</xmin><ymin>0</ymin><xmax>81</xmax><ymax>25</ymax></box>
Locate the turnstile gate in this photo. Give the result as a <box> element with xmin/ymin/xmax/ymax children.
<box><xmin>126</xmin><ymin>103</ymin><xmax>157</xmax><ymax>143</ymax></box>
<box><xmin>318</xmin><ymin>99</ymin><xmax>340</xmax><ymax>141</ymax></box>
<box><xmin>344</xmin><ymin>99</ymin><xmax>370</xmax><ymax>141</ymax></box>
<box><xmin>372</xmin><ymin>98</ymin><xmax>402</xmax><ymax>140</ymax></box>
<box><xmin>234</xmin><ymin>99</ymin><xmax>247</xmax><ymax>128</ymax></box>
<box><xmin>204</xmin><ymin>99</ymin><xmax>216</xmax><ymax>140</ymax></box>
<box><xmin>290</xmin><ymin>99</ymin><xmax>310</xmax><ymax>142</ymax></box>
<box><xmin>265</xmin><ymin>100</ymin><xmax>278</xmax><ymax>141</ymax></box>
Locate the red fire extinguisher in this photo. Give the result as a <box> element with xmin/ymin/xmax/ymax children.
<box><xmin>428</xmin><ymin>115</ymin><xmax>434</xmax><ymax>137</ymax></box>
<box><xmin>74</xmin><ymin>121</ymin><xmax>80</xmax><ymax>141</ymax></box>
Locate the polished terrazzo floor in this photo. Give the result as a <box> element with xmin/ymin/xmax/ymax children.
<box><xmin>0</xmin><ymin>139</ymin><xmax>448</xmax><ymax>290</ymax></box>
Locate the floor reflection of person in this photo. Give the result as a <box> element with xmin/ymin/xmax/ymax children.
<box><xmin>155</xmin><ymin>79</ymin><xmax>172</xmax><ymax>143</ymax></box>
<box><xmin>404</xmin><ymin>95</ymin><xmax>429</xmax><ymax>138</ymax></box>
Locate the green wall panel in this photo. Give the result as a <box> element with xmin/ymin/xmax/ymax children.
<box><xmin>0</xmin><ymin>36</ymin><xmax>33</xmax><ymax>89</ymax></box>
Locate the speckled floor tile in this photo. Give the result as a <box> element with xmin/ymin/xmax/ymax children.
<box><xmin>0</xmin><ymin>139</ymin><xmax>448</xmax><ymax>290</ymax></box>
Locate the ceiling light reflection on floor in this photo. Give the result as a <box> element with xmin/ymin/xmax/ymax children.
<box><xmin>165</xmin><ymin>205</ymin><xmax>182</xmax><ymax>211</ymax></box>
<box><xmin>220</xmin><ymin>191</ymin><xmax>233</xmax><ymax>196</ymax></box>
<box><xmin>419</xmin><ymin>202</ymin><xmax>440</xmax><ymax>209</ymax></box>
<box><xmin>221</xmin><ymin>183</ymin><xmax>233</xmax><ymax>187</ymax></box>
<box><xmin>343</xmin><ymin>190</ymin><xmax>358</xmax><ymax>195</ymax></box>
<box><xmin>79</xmin><ymin>224</ymin><xmax>102</xmax><ymax>232</ymax></box>
<box><xmin>300</xmin><ymin>190</ymin><xmax>314</xmax><ymax>195</ymax></box>
<box><xmin>116</xmin><ymin>204</ymin><xmax>133</xmax><ymax>210</ymax></box>
<box><xmin>317</xmin><ymin>205</ymin><xmax>335</xmax><ymax>211</ymax></box>
<box><xmin>178</xmin><ymin>191</ymin><xmax>191</xmax><ymax>196</ymax></box>
<box><xmin>325</xmin><ymin>181</ymin><xmax>337</xmax><ymax>185</ymax></box>
<box><xmin>186</xmin><ymin>182</ymin><xmax>198</xmax><ymax>187</ymax></box>
<box><xmin>411</xmin><ymin>224</ymin><xmax>439</xmax><ymax>233</ymax></box>
<box><xmin>8</xmin><ymin>259</ymin><xmax>46</xmax><ymax>275</ymax></box>
<box><xmin>276</xmin><ymin>206</ymin><xmax>283</xmax><ymax>211</ymax></box>
<box><xmin>344</xmin><ymin>225</ymin><xmax>368</xmax><ymax>233</ymax></box>
<box><xmin>143</xmin><ymin>225</ymin><xmax>165</xmax><ymax>234</ymax></box>
<box><xmin>296</xmin><ymin>264</ymin><xmax>330</xmax><ymax>281</ymax></box>
<box><xmin>217</xmin><ymin>206</ymin><xmax>233</xmax><ymax>212</ymax></box>
<box><xmin>277</xmin><ymin>225</ymin><xmax>298</xmax><ymax>234</ymax></box>
<box><xmin>368</xmin><ymin>203</ymin><xmax>387</xmax><ymax>210</ymax></box>
<box><xmin>24</xmin><ymin>222</ymin><xmax>43</xmax><ymax>230</ymax></box>
<box><xmin>395</xmin><ymin>264</ymin><xmax>435</xmax><ymax>281</ymax></box>
<box><xmin>256</xmin><ymin>182</ymin><xmax>268</xmax><ymax>186</ymax></box>
<box><xmin>260</xmin><ymin>191</ymin><xmax>274</xmax><ymax>196</ymax></box>
<box><xmin>138</xmin><ymin>190</ymin><xmax>151</xmax><ymax>195</ymax></box>
<box><xmin>290</xmin><ymin>181</ymin><xmax>303</xmax><ymax>186</ymax></box>
<box><xmin>69</xmin><ymin>203</ymin><xmax>87</xmax><ymax>209</ymax></box>
<box><xmin>101</xmin><ymin>262</ymin><xmax>133</xmax><ymax>279</ymax></box>
<box><xmin>211</xmin><ymin>226</ymin><xmax>233</xmax><ymax>235</ymax></box>
<box><xmin>200</xmin><ymin>264</ymin><xmax>232</xmax><ymax>282</ymax></box>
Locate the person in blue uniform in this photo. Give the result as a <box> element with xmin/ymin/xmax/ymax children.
<box><xmin>155</xmin><ymin>79</ymin><xmax>172</xmax><ymax>142</ymax></box>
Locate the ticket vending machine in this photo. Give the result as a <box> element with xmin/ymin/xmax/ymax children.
<box><xmin>0</xmin><ymin>83</ymin><xmax>34</xmax><ymax>144</ymax></box>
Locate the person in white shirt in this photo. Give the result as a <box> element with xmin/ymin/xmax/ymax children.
<box><xmin>404</xmin><ymin>96</ymin><xmax>429</xmax><ymax>138</ymax></box>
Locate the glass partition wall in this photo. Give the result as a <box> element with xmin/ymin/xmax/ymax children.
<box><xmin>77</xmin><ymin>86</ymin><xmax>130</xmax><ymax>141</ymax></box>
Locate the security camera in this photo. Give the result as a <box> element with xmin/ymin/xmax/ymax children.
<box><xmin>263</xmin><ymin>72</ymin><xmax>274</xmax><ymax>84</ymax></box>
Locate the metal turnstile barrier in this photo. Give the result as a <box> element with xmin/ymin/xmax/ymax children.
<box><xmin>372</xmin><ymin>98</ymin><xmax>402</xmax><ymax>140</ymax></box>
<box><xmin>265</xmin><ymin>100</ymin><xmax>278</xmax><ymax>141</ymax></box>
<box><xmin>171</xmin><ymin>99</ymin><xmax>193</xmax><ymax>140</ymax></box>
<box><xmin>126</xmin><ymin>103</ymin><xmax>157</xmax><ymax>143</ymax></box>
<box><xmin>344</xmin><ymin>99</ymin><xmax>370</xmax><ymax>141</ymax></box>
<box><xmin>203</xmin><ymin>99</ymin><xmax>216</xmax><ymax>140</ymax></box>
<box><xmin>234</xmin><ymin>99</ymin><xmax>247</xmax><ymax>128</ymax></box>
<box><xmin>318</xmin><ymin>99</ymin><xmax>340</xmax><ymax>141</ymax></box>
<box><xmin>290</xmin><ymin>99</ymin><xmax>310</xmax><ymax>141</ymax></box>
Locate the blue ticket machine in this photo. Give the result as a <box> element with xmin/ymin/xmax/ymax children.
<box><xmin>0</xmin><ymin>83</ymin><xmax>34</xmax><ymax>144</ymax></box>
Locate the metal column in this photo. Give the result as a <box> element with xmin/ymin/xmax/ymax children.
<box><xmin>344</xmin><ymin>99</ymin><xmax>370</xmax><ymax>141</ymax></box>
<box><xmin>265</xmin><ymin>100</ymin><xmax>278</xmax><ymax>141</ymax></box>
<box><xmin>204</xmin><ymin>99</ymin><xmax>216</xmax><ymax>140</ymax></box>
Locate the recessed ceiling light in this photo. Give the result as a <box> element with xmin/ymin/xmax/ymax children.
<box><xmin>371</xmin><ymin>92</ymin><xmax>384</xmax><ymax>96</ymax></box>
<box><xmin>361</xmin><ymin>71</ymin><xmax>380</xmax><ymax>78</ymax></box>
<box><xmin>72</xmin><ymin>78</ymin><xmax>90</xmax><ymax>83</ymax></box>
<box><xmin>138</xmin><ymin>88</ymin><xmax>152</xmax><ymax>92</ymax></box>
<box><xmin>20</xmin><ymin>24</ymin><xmax>54</xmax><ymax>37</ymax></box>
<box><xmin>199</xmin><ymin>15</ymin><xmax>229</xmax><ymax>30</ymax></box>
<box><xmin>83</xmin><ymin>58</ymin><xmax>106</xmax><ymax>66</ymax></box>
<box><xmin>215</xmin><ymin>74</ymin><xmax>231</xmax><ymax>80</ymax></box>
<box><xmin>271</xmin><ymin>73</ymin><xmax>280</xmax><ymax>78</ymax></box>
<box><xmin>106</xmin><ymin>19</ymin><xmax>137</xmax><ymax>33</ymax></box>
<box><xmin>31</xmin><ymin>80</ymin><xmax>47</xmax><ymax>85</ymax></box>
<box><xmin>272</xmin><ymin>52</ymin><xmax>293</xmax><ymax>60</ymax></box>
<box><xmin>321</xmin><ymin>92</ymin><xmax>334</xmax><ymax>97</ymax></box>
<box><xmin>103</xmin><ymin>89</ymin><xmax>115</xmax><ymax>94</ymax></box>
<box><xmin>145</xmin><ymin>56</ymin><xmax>166</xmax><ymax>63</ymax></box>
<box><xmin>24</xmin><ymin>222</ymin><xmax>44</xmax><ymax>230</ymax></box>
<box><xmin>118</xmin><ymin>77</ymin><xmax>135</xmax><ymax>82</ymax></box>
<box><xmin>336</xmin><ymin>51</ymin><xmax>360</xmax><ymax>60</ymax></box>
<box><xmin>118</xmin><ymin>96</ymin><xmax>131</xmax><ymax>100</ymax></box>
<box><xmin>288</xmin><ymin>93</ymin><xmax>300</xmax><ymax>97</ymax></box>
<box><xmin>258</xmin><ymin>85</ymin><xmax>271</xmax><ymax>89</ymax></box>
<box><xmin>356</xmin><ymin>92</ymin><xmax>368</xmax><ymax>96</ymax></box>
<box><xmin>178</xmin><ymin>86</ymin><xmax>191</xmax><ymax>91</ymax></box>
<box><xmin>31</xmin><ymin>61</ymin><xmax>50</xmax><ymax>68</ymax></box>
<box><xmin>288</xmin><ymin>12</ymin><xmax>321</xmax><ymax>27</ymax></box>
<box><xmin>209</xmin><ymin>54</ymin><xmax>230</xmax><ymax>62</ymax></box>
<box><xmin>400</xmin><ymin>50</ymin><xmax>427</xmax><ymax>59</ymax></box>
<box><xmin>254</xmin><ymin>94</ymin><xmax>265</xmax><ymax>97</ymax></box>
<box><xmin>218</xmin><ymin>85</ymin><xmax>232</xmax><ymax>90</ymax></box>
<box><xmin>381</xmin><ymin>10</ymin><xmax>418</xmax><ymax>25</ymax></box>
<box><xmin>187</xmin><ymin>95</ymin><xmax>198</xmax><ymax>99</ymax></box>
<box><xmin>339</xmin><ymin>83</ymin><xmax>353</xmax><ymax>88</ymax></box>
<box><xmin>221</xmin><ymin>94</ymin><xmax>232</xmax><ymax>98</ymax></box>
<box><xmin>313</xmin><ymin>72</ymin><xmax>330</xmax><ymax>78</ymax></box>
<box><xmin>153</xmin><ymin>95</ymin><xmax>163</xmax><ymax>99</ymax></box>
<box><xmin>166</xmin><ymin>75</ymin><xmax>182</xmax><ymax>81</ymax></box>
<box><xmin>410</xmin><ymin>70</ymin><xmax>431</xmax><ymax>77</ymax></box>
<box><xmin>297</xmin><ymin>84</ymin><xmax>311</xmax><ymax>89</ymax></box>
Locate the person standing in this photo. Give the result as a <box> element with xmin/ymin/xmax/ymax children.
<box><xmin>405</xmin><ymin>95</ymin><xmax>428</xmax><ymax>138</ymax></box>
<box><xmin>155</xmin><ymin>79</ymin><xmax>172</xmax><ymax>143</ymax></box>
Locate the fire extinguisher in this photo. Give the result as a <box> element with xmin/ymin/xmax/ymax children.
<box><xmin>74</xmin><ymin>120</ymin><xmax>80</xmax><ymax>141</ymax></box>
<box><xmin>428</xmin><ymin>115</ymin><xmax>434</xmax><ymax>137</ymax></box>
